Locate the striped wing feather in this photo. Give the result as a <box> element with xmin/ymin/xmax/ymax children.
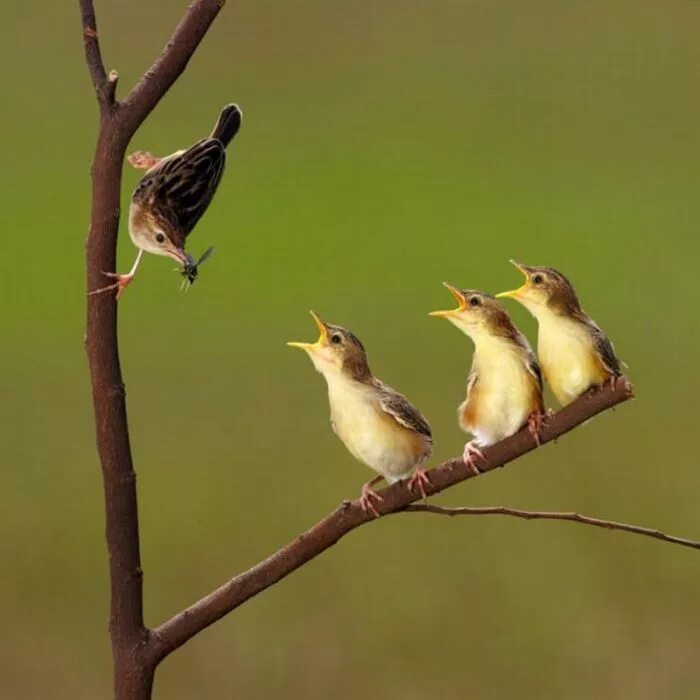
<box><xmin>375</xmin><ymin>380</ymin><xmax>433</xmax><ymax>442</ymax></box>
<box><xmin>574</xmin><ymin>312</ymin><xmax>622</xmax><ymax>376</ymax></box>
<box><xmin>133</xmin><ymin>138</ymin><xmax>226</xmax><ymax>241</ymax></box>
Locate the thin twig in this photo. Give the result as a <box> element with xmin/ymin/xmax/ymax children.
<box><xmin>403</xmin><ymin>504</ymin><xmax>700</xmax><ymax>551</ymax></box>
<box><xmin>79</xmin><ymin>0</ymin><xmax>110</xmax><ymax>105</ymax></box>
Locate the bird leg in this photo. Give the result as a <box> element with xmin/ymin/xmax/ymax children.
<box><xmin>127</xmin><ymin>150</ymin><xmax>162</xmax><ymax>170</ymax></box>
<box><xmin>87</xmin><ymin>250</ymin><xmax>144</xmax><ymax>300</ymax></box>
<box><xmin>407</xmin><ymin>467</ymin><xmax>431</xmax><ymax>501</ymax></box>
<box><xmin>360</xmin><ymin>476</ymin><xmax>385</xmax><ymax>518</ymax></box>
<box><xmin>463</xmin><ymin>441</ymin><xmax>485</xmax><ymax>475</ymax></box>
<box><xmin>527</xmin><ymin>410</ymin><xmax>548</xmax><ymax>446</ymax></box>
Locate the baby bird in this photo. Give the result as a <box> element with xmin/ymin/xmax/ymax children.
<box><xmin>89</xmin><ymin>104</ymin><xmax>242</xmax><ymax>299</ymax></box>
<box><xmin>430</xmin><ymin>284</ymin><xmax>544</xmax><ymax>473</ymax></box>
<box><xmin>288</xmin><ymin>312</ymin><xmax>433</xmax><ymax>516</ymax></box>
<box><xmin>497</xmin><ymin>261</ymin><xmax>622</xmax><ymax>405</ymax></box>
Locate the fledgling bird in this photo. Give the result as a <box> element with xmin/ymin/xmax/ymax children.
<box><xmin>288</xmin><ymin>312</ymin><xmax>433</xmax><ymax>516</ymax></box>
<box><xmin>430</xmin><ymin>284</ymin><xmax>545</xmax><ymax>473</ymax></box>
<box><xmin>497</xmin><ymin>261</ymin><xmax>622</xmax><ymax>406</ymax></box>
<box><xmin>89</xmin><ymin>104</ymin><xmax>242</xmax><ymax>299</ymax></box>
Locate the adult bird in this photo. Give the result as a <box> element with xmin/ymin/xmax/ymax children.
<box><xmin>431</xmin><ymin>284</ymin><xmax>545</xmax><ymax>473</ymax></box>
<box><xmin>89</xmin><ymin>104</ymin><xmax>242</xmax><ymax>299</ymax></box>
<box><xmin>288</xmin><ymin>312</ymin><xmax>433</xmax><ymax>516</ymax></box>
<box><xmin>497</xmin><ymin>261</ymin><xmax>623</xmax><ymax>406</ymax></box>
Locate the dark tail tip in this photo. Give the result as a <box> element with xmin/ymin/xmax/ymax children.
<box><xmin>211</xmin><ymin>104</ymin><xmax>242</xmax><ymax>147</ymax></box>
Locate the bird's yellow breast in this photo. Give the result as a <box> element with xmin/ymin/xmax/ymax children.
<box><xmin>460</xmin><ymin>336</ymin><xmax>540</xmax><ymax>446</ymax></box>
<box><xmin>537</xmin><ymin>314</ymin><xmax>607</xmax><ymax>405</ymax></box>
<box><xmin>326</xmin><ymin>376</ymin><xmax>426</xmax><ymax>482</ymax></box>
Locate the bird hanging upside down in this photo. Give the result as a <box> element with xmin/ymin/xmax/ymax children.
<box><xmin>288</xmin><ymin>312</ymin><xmax>433</xmax><ymax>517</ymax></box>
<box><xmin>89</xmin><ymin>104</ymin><xmax>242</xmax><ymax>299</ymax></box>
<box><xmin>431</xmin><ymin>284</ymin><xmax>545</xmax><ymax>473</ymax></box>
<box><xmin>496</xmin><ymin>261</ymin><xmax>623</xmax><ymax>406</ymax></box>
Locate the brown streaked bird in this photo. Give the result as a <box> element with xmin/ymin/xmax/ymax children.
<box><xmin>89</xmin><ymin>104</ymin><xmax>242</xmax><ymax>299</ymax></box>
<box><xmin>497</xmin><ymin>261</ymin><xmax>623</xmax><ymax>406</ymax></box>
<box><xmin>430</xmin><ymin>284</ymin><xmax>545</xmax><ymax>473</ymax></box>
<box><xmin>288</xmin><ymin>312</ymin><xmax>433</xmax><ymax>516</ymax></box>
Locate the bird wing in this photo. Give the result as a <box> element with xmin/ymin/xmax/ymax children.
<box><xmin>465</xmin><ymin>368</ymin><xmax>479</xmax><ymax>401</ymax></box>
<box><xmin>133</xmin><ymin>138</ymin><xmax>226</xmax><ymax>241</ymax></box>
<box><xmin>524</xmin><ymin>356</ymin><xmax>545</xmax><ymax>412</ymax></box>
<box><xmin>577</xmin><ymin>314</ymin><xmax>623</xmax><ymax>376</ymax></box>
<box><xmin>525</xmin><ymin>352</ymin><xmax>544</xmax><ymax>393</ymax></box>
<box><xmin>375</xmin><ymin>381</ymin><xmax>433</xmax><ymax>442</ymax></box>
<box><xmin>511</xmin><ymin>329</ymin><xmax>544</xmax><ymax>393</ymax></box>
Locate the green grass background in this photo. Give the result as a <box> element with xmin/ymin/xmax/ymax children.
<box><xmin>2</xmin><ymin>1</ymin><xmax>699</xmax><ymax>697</ymax></box>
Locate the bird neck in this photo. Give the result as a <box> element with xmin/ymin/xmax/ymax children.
<box><xmin>342</xmin><ymin>354</ymin><xmax>372</xmax><ymax>383</ymax></box>
<box><xmin>471</xmin><ymin>331</ymin><xmax>523</xmax><ymax>366</ymax></box>
<box><xmin>322</xmin><ymin>366</ymin><xmax>375</xmax><ymax>400</ymax></box>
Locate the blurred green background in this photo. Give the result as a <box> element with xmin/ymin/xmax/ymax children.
<box><xmin>2</xmin><ymin>1</ymin><xmax>699</xmax><ymax>697</ymax></box>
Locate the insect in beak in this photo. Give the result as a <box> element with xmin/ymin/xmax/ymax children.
<box><xmin>180</xmin><ymin>246</ymin><xmax>215</xmax><ymax>289</ymax></box>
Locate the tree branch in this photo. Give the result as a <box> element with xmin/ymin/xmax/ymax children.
<box><xmin>80</xmin><ymin>2</ymin><xmax>227</xmax><ymax>697</ymax></box>
<box><xmin>79</xmin><ymin>0</ymin><xmax>113</xmax><ymax>107</ymax></box>
<box><xmin>149</xmin><ymin>377</ymin><xmax>635</xmax><ymax>662</ymax></box>
<box><xmin>403</xmin><ymin>504</ymin><xmax>700</xmax><ymax>551</ymax></box>
<box><xmin>120</xmin><ymin>0</ymin><xmax>225</xmax><ymax>136</ymax></box>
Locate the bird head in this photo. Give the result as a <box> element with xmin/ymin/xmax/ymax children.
<box><xmin>144</xmin><ymin>228</ymin><xmax>191</xmax><ymax>267</ymax></box>
<box><xmin>496</xmin><ymin>261</ymin><xmax>581</xmax><ymax>317</ymax></box>
<box><xmin>129</xmin><ymin>206</ymin><xmax>192</xmax><ymax>268</ymax></box>
<box><xmin>287</xmin><ymin>312</ymin><xmax>371</xmax><ymax>381</ymax></box>
<box><xmin>430</xmin><ymin>283</ymin><xmax>515</xmax><ymax>340</ymax></box>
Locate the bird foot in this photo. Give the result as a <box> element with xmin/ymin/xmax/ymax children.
<box><xmin>407</xmin><ymin>467</ymin><xmax>430</xmax><ymax>501</ymax></box>
<box><xmin>527</xmin><ymin>410</ymin><xmax>548</xmax><ymax>446</ymax></box>
<box><xmin>127</xmin><ymin>150</ymin><xmax>161</xmax><ymax>170</ymax></box>
<box><xmin>463</xmin><ymin>442</ymin><xmax>485</xmax><ymax>475</ymax></box>
<box><xmin>87</xmin><ymin>271</ymin><xmax>135</xmax><ymax>300</ymax></box>
<box><xmin>608</xmin><ymin>374</ymin><xmax>622</xmax><ymax>392</ymax></box>
<box><xmin>360</xmin><ymin>483</ymin><xmax>384</xmax><ymax>518</ymax></box>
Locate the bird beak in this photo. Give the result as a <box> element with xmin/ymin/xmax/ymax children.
<box><xmin>429</xmin><ymin>282</ymin><xmax>467</xmax><ymax>317</ymax></box>
<box><xmin>496</xmin><ymin>260</ymin><xmax>529</xmax><ymax>300</ymax></box>
<box><xmin>166</xmin><ymin>246</ymin><xmax>191</xmax><ymax>267</ymax></box>
<box><xmin>287</xmin><ymin>311</ymin><xmax>329</xmax><ymax>351</ymax></box>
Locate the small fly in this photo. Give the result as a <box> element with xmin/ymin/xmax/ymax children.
<box><xmin>180</xmin><ymin>246</ymin><xmax>215</xmax><ymax>290</ymax></box>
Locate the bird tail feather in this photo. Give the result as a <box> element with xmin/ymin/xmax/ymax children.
<box><xmin>211</xmin><ymin>104</ymin><xmax>242</xmax><ymax>147</ymax></box>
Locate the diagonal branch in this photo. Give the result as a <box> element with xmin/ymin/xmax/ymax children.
<box><xmin>149</xmin><ymin>377</ymin><xmax>635</xmax><ymax>663</ymax></box>
<box><xmin>120</xmin><ymin>0</ymin><xmax>225</xmax><ymax>136</ymax></box>
<box><xmin>403</xmin><ymin>504</ymin><xmax>700</xmax><ymax>551</ymax></box>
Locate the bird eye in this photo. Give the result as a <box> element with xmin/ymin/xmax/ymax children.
<box><xmin>155</xmin><ymin>233</ymin><xmax>165</xmax><ymax>244</ymax></box>
<box><xmin>469</xmin><ymin>296</ymin><xmax>481</xmax><ymax>307</ymax></box>
<box><xmin>331</xmin><ymin>334</ymin><xmax>342</xmax><ymax>344</ymax></box>
<box><xmin>532</xmin><ymin>274</ymin><xmax>543</xmax><ymax>284</ymax></box>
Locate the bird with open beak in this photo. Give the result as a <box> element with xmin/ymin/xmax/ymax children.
<box><xmin>89</xmin><ymin>104</ymin><xmax>242</xmax><ymax>299</ymax></box>
<box><xmin>430</xmin><ymin>284</ymin><xmax>545</xmax><ymax>473</ymax></box>
<box><xmin>288</xmin><ymin>312</ymin><xmax>433</xmax><ymax>517</ymax></box>
<box><xmin>497</xmin><ymin>261</ymin><xmax>623</xmax><ymax>406</ymax></box>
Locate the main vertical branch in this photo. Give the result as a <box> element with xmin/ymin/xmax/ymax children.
<box><xmin>86</xmin><ymin>124</ymin><xmax>148</xmax><ymax>694</ymax></box>
<box><xmin>80</xmin><ymin>2</ymin><xmax>225</xmax><ymax>698</ymax></box>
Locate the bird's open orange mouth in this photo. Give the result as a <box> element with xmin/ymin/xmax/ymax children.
<box><xmin>429</xmin><ymin>282</ymin><xmax>467</xmax><ymax>317</ymax></box>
